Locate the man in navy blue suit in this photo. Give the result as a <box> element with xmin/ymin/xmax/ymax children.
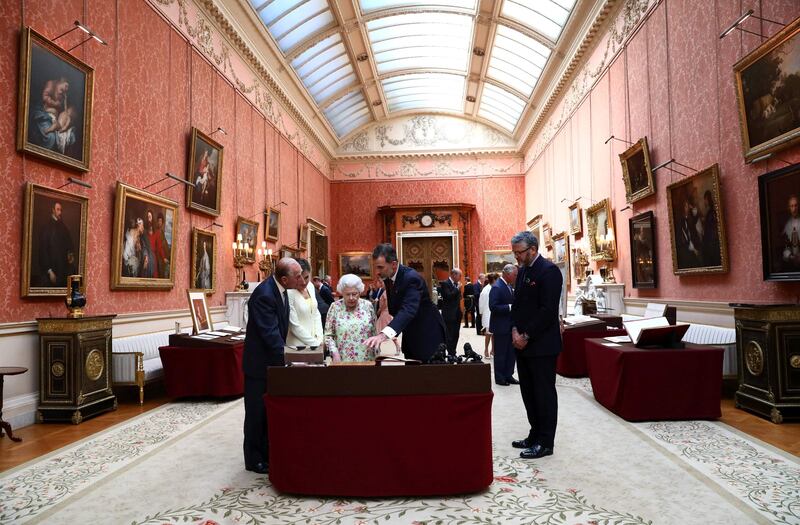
<box><xmin>242</xmin><ymin>257</ymin><xmax>303</xmax><ymax>474</ymax></box>
<box><xmin>510</xmin><ymin>230</ymin><xmax>563</xmax><ymax>459</ymax></box>
<box><xmin>438</xmin><ymin>268</ymin><xmax>462</xmax><ymax>356</ymax></box>
<box><xmin>489</xmin><ymin>263</ymin><xmax>518</xmax><ymax>385</ymax></box>
<box><xmin>365</xmin><ymin>243</ymin><xmax>446</xmax><ymax>362</ymax></box>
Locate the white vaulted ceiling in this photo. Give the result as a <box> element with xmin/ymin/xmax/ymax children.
<box><xmin>230</xmin><ymin>0</ymin><xmax>603</xmax><ymax>153</ymax></box>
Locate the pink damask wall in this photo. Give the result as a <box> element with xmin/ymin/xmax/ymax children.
<box><xmin>0</xmin><ymin>1</ymin><xmax>330</xmax><ymax>324</ymax></box>
<box><xmin>329</xmin><ymin>176</ymin><xmax>525</xmax><ymax>282</ymax></box>
<box><xmin>524</xmin><ymin>0</ymin><xmax>800</xmax><ymax>303</ymax></box>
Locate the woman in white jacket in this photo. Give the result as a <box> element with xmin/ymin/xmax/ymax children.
<box><xmin>478</xmin><ymin>272</ymin><xmax>498</xmax><ymax>358</ymax></box>
<box><xmin>286</xmin><ymin>258</ymin><xmax>323</xmax><ymax>348</ymax></box>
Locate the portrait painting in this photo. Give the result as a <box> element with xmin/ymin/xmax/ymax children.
<box><xmin>734</xmin><ymin>16</ymin><xmax>800</xmax><ymax>162</ymax></box>
<box><xmin>339</xmin><ymin>252</ymin><xmax>372</xmax><ymax>279</ymax></box>
<box><xmin>186</xmin><ymin>128</ymin><xmax>223</xmax><ymax>216</ymax></box>
<box><xmin>191</xmin><ymin>228</ymin><xmax>216</xmax><ymax>293</ymax></box>
<box><xmin>568</xmin><ymin>202</ymin><xmax>583</xmax><ymax>236</ymax></box>
<box><xmin>299</xmin><ymin>224</ymin><xmax>309</xmax><ymax>250</ymax></box>
<box><xmin>280</xmin><ymin>245</ymin><xmax>302</xmax><ymax>260</ymax></box>
<box><xmin>21</xmin><ymin>183</ymin><xmax>88</xmax><ymax>297</ymax></box>
<box><xmin>17</xmin><ymin>27</ymin><xmax>93</xmax><ymax>172</ymax></box>
<box><xmin>111</xmin><ymin>182</ymin><xmax>179</xmax><ymax>289</ymax></box>
<box><xmin>187</xmin><ymin>290</ymin><xmax>213</xmax><ymax>334</ymax></box>
<box><xmin>758</xmin><ymin>162</ymin><xmax>800</xmax><ymax>280</ymax></box>
<box><xmin>629</xmin><ymin>211</ymin><xmax>657</xmax><ymax>289</ymax></box>
<box><xmin>484</xmin><ymin>250</ymin><xmax>516</xmax><ymax>274</ymax></box>
<box><xmin>586</xmin><ymin>198</ymin><xmax>616</xmax><ymax>261</ymax></box>
<box><xmin>527</xmin><ymin>215</ymin><xmax>542</xmax><ymax>240</ymax></box>
<box><xmin>543</xmin><ymin>223</ymin><xmax>553</xmax><ymax>249</ymax></box>
<box><xmin>235</xmin><ymin>217</ymin><xmax>258</xmax><ymax>264</ymax></box>
<box><xmin>553</xmin><ymin>231</ymin><xmax>569</xmax><ymax>265</ymax></box>
<box><xmin>266</xmin><ymin>207</ymin><xmax>280</xmax><ymax>242</ymax></box>
<box><xmin>666</xmin><ymin>164</ymin><xmax>728</xmax><ymax>275</ymax></box>
<box><xmin>619</xmin><ymin>137</ymin><xmax>655</xmax><ymax>203</ymax></box>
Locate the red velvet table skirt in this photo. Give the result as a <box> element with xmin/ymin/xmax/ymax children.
<box><xmin>158</xmin><ymin>344</ymin><xmax>244</xmax><ymax>398</ymax></box>
<box><xmin>557</xmin><ymin>328</ymin><xmax>627</xmax><ymax>377</ymax></box>
<box><xmin>585</xmin><ymin>338</ymin><xmax>723</xmax><ymax>421</ymax></box>
<box><xmin>265</xmin><ymin>392</ymin><xmax>494</xmax><ymax>496</ymax></box>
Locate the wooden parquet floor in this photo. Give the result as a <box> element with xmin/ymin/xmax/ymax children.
<box><xmin>0</xmin><ymin>392</ymin><xmax>797</xmax><ymax>474</ymax></box>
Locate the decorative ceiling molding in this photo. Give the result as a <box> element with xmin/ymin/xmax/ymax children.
<box><xmin>331</xmin><ymin>154</ymin><xmax>522</xmax><ymax>181</ymax></box>
<box><xmin>147</xmin><ymin>0</ymin><xmax>335</xmax><ymax>172</ymax></box>
<box><xmin>337</xmin><ymin>114</ymin><xmax>515</xmax><ymax>157</ymax></box>
<box><xmin>520</xmin><ymin>0</ymin><xmax>658</xmax><ymax>166</ymax></box>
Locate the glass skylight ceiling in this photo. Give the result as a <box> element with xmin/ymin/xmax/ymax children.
<box><xmin>324</xmin><ymin>90</ymin><xmax>370</xmax><ymax>137</ymax></box>
<box><xmin>365</xmin><ymin>12</ymin><xmax>472</xmax><ymax>75</ymax></box>
<box><xmin>248</xmin><ymin>0</ymin><xmax>580</xmax><ymax>140</ymax></box>
<box><xmin>478</xmin><ymin>83</ymin><xmax>526</xmax><ymax>132</ymax></box>
<box><xmin>487</xmin><ymin>25</ymin><xmax>551</xmax><ymax>97</ymax></box>
<box><xmin>500</xmin><ymin>0</ymin><xmax>576</xmax><ymax>42</ymax></box>
<box><xmin>382</xmin><ymin>73</ymin><xmax>465</xmax><ymax>113</ymax></box>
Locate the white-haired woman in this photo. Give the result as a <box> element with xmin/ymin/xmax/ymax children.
<box><xmin>324</xmin><ymin>273</ymin><xmax>377</xmax><ymax>362</ymax></box>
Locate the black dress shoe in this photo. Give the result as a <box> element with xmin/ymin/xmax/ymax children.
<box><xmin>520</xmin><ymin>444</ymin><xmax>553</xmax><ymax>459</ymax></box>
<box><xmin>508</xmin><ymin>377</ymin><xmax>520</xmax><ymax>384</ymax></box>
<box><xmin>512</xmin><ymin>438</ymin><xmax>533</xmax><ymax>449</ymax></box>
<box><xmin>245</xmin><ymin>462</ymin><xmax>269</xmax><ymax>474</ymax></box>
<box><xmin>495</xmin><ymin>380</ymin><xmax>510</xmax><ymax>386</ymax></box>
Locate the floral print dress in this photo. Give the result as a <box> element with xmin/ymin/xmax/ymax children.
<box><xmin>324</xmin><ymin>298</ymin><xmax>377</xmax><ymax>362</ymax></box>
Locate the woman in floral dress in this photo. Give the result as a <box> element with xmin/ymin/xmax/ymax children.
<box><xmin>325</xmin><ymin>274</ymin><xmax>377</xmax><ymax>362</ymax></box>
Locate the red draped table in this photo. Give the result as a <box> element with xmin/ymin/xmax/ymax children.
<box><xmin>557</xmin><ymin>326</ymin><xmax>627</xmax><ymax>377</ymax></box>
<box><xmin>585</xmin><ymin>338</ymin><xmax>723</xmax><ymax>421</ymax></box>
<box><xmin>158</xmin><ymin>334</ymin><xmax>244</xmax><ymax>398</ymax></box>
<box><xmin>265</xmin><ymin>364</ymin><xmax>493</xmax><ymax>497</ymax></box>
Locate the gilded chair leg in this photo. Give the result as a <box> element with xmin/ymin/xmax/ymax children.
<box><xmin>139</xmin><ymin>385</ymin><xmax>144</xmax><ymax>405</ymax></box>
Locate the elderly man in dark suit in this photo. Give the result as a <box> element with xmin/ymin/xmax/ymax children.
<box><xmin>489</xmin><ymin>263</ymin><xmax>518</xmax><ymax>386</ymax></box>
<box><xmin>510</xmin><ymin>230</ymin><xmax>563</xmax><ymax>459</ymax></box>
<box><xmin>438</xmin><ymin>268</ymin><xmax>462</xmax><ymax>356</ymax></box>
<box><xmin>365</xmin><ymin>243</ymin><xmax>446</xmax><ymax>362</ymax></box>
<box><xmin>242</xmin><ymin>257</ymin><xmax>303</xmax><ymax>474</ymax></box>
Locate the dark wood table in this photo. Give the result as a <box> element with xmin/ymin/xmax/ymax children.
<box><xmin>0</xmin><ymin>367</ymin><xmax>28</xmax><ymax>442</ymax></box>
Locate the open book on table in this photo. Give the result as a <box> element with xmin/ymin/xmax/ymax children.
<box><xmin>621</xmin><ymin>317</ymin><xmax>690</xmax><ymax>348</ymax></box>
<box><xmin>375</xmin><ymin>355</ymin><xmax>422</xmax><ymax>366</ymax></box>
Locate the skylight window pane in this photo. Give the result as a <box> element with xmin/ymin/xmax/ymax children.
<box><xmin>359</xmin><ymin>0</ymin><xmax>477</xmax><ymax>13</ymax></box>
<box><xmin>479</xmin><ymin>83</ymin><xmax>526</xmax><ymax>131</ymax></box>
<box><xmin>292</xmin><ymin>41</ymin><xmax>345</xmax><ymax>78</ymax></box>
<box><xmin>276</xmin><ymin>11</ymin><xmax>335</xmax><ymax>51</ymax></box>
<box><xmin>309</xmin><ymin>66</ymin><xmax>352</xmax><ymax>94</ymax></box>
<box><xmin>314</xmin><ymin>73</ymin><xmax>357</xmax><ymax>102</ymax></box>
<box><xmin>256</xmin><ymin>0</ymin><xmax>302</xmax><ymax>26</ymax></box>
<box><xmin>501</xmin><ymin>0</ymin><xmax>573</xmax><ymax>42</ymax></box>
<box><xmin>270</xmin><ymin>0</ymin><xmax>328</xmax><ymax>38</ymax></box>
<box><xmin>382</xmin><ymin>73</ymin><xmax>464</xmax><ymax>113</ymax></box>
<box><xmin>303</xmin><ymin>55</ymin><xmax>350</xmax><ymax>87</ymax></box>
<box><xmin>324</xmin><ymin>91</ymin><xmax>369</xmax><ymax>137</ymax></box>
<box><xmin>366</xmin><ymin>12</ymin><xmax>472</xmax><ymax>74</ymax></box>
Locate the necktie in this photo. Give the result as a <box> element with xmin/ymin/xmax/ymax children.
<box><xmin>283</xmin><ymin>290</ymin><xmax>289</xmax><ymax>318</ymax></box>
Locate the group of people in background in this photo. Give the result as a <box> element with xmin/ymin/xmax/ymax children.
<box><xmin>242</xmin><ymin>233</ymin><xmax>563</xmax><ymax>475</ymax></box>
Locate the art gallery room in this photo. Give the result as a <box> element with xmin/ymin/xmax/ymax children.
<box><xmin>2</xmin><ymin>0</ymin><xmax>800</xmax><ymax>523</ymax></box>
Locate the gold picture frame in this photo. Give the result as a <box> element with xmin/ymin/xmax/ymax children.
<box><xmin>299</xmin><ymin>223</ymin><xmax>309</xmax><ymax>250</ymax></box>
<box><xmin>552</xmin><ymin>231</ymin><xmax>570</xmax><ymax>292</ymax></box>
<box><xmin>666</xmin><ymin>164</ymin><xmax>729</xmax><ymax>275</ymax></box>
<box><xmin>266</xmin><ymin>207</ymin><xmax>280</xmax><ymax>242</ymax></box>
<box><xmin>235</xmin><ymin>216</ymin><xmax>258</xmax><ymax>264</ymax></box>
<box><xmin>21</xmin><ymin>183</ymin><xmax>89</xmax><ymax>297</ymax></box>
<box><xmin>17</xmin><ymin>27</ymin><xmax>94</xmax><ymax>172</ymax></box>
<box><xmin>191</xmin><ymin>228</ymin><xmax>216</xmax><ymax>293</ymax></box>
<box><xmin>543</xmin><ymin>223</ymin><xmax>553</xmax><ymax>249</ymax></box>
<box><xmin>186</xmin><ymin>127</ymin><xmax>223</xmax><ymax>216</ymax></box>
<box><xmin>111</xmin><ymin>182</ymin><xmax>179</xmax><ymax>289</ymax></box>
<box><xmin>619</xmin><ymin>137</ymin><xmax>656</xmax><ymax>203</ymax></box>
<box><xmin>734</xmin><ymin>15</ymin><xmax>800</xmax><ymax>162</ymax></box>
<box><xmin>484</xmin><ymin>249</ymin><xmax>515</xmax><ymax>274</ymax></box>
<box><xmin>339</xmin><ymin>251</ymin><xmax>373</xmax><ymax>280</ymax></box>
<box><xmin>586</xmin><ymin>198</ymin><xmax>616</xmax><ymax>261</ymax></box>
<box><xmin>568</xmin><ymin>202</ymin><xmax>583</xmax><ymax>236</ymax></box>
<box><xmin>187</xmin><ymin>289</ymin><xmax>213</xmax><ymax>334</ymax></box>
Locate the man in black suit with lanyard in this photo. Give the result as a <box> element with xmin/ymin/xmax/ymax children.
<box><xmin>509</xmin><ymin>230</ymin><xmax>563</xmax><ymax>459</ymax></box>
<box><xmin>365</xmin><ymin>243</ymin><xmax>446</xmax><ymax>362</ymax></box>
<box><xmin>242</xmin><ymin>257</ymin><xmax>303</xmax><ymax>474</ymax></box>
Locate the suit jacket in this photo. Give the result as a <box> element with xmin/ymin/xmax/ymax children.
<box><xmin>438</xmin><ymin>279</ymin><xmax>462</xmax><ymax>323</ymax></box>
<box><xmin>319</xmin><ymin>283</ymin><xmax>335</xmax><ymax>305</ymax></box>
<box><xmin>243</xmin><ymin>277</ymin><xmax>289</xmax><ymax>378</ymax></box>
<box><xmin>488</xmin><ymin>278</ymin><xmax>514</xmax><ymax>335</ymax></box>
<box><xmin>512</xmin><ymin>255</ymin><xmax>563</xmax><ymax>357</ymax></box>
<box><xmin>386</xmin><ymin>265</ymin><xmax>446</xmax><ymax>361</ymax></box>
<box><xmin>463</xmin><ymin>283</ymin><xmax>475</xmax><ymax>298</ymax></box>
<box><xmin>315</xmin><ymin>286</ymin><xmax>330</xmax><ymax>323</ymax></box>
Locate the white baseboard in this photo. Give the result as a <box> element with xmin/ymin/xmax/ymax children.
<box><xmin>4</xmin><ymin>392</ymin><xmax>39</xmax><ymax>431</ymax></box>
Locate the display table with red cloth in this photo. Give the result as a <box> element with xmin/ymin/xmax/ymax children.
<box><xmin>158</xmin><ymin>334</ymin><xmax>244</xmax><ymax>398</ymax></box>
<box><xmin>585</xmin><ymin>338</ymin><xmax>723</xmax><ymax>421</ymax></box>
<box><xmin>557</xmin><ymin>326</ymin><xmax>627</xmax><ymax>377</ymax></box>
<box><xmin>265</xmin><ymin>364</ymin><xmax>493</xmax><ymax>497</ymax></box>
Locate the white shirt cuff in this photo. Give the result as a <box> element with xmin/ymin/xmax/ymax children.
<box><xmin>382</xmin><ymin>327</ymin><xmax>397</xmax><ymax>339</ymax></box>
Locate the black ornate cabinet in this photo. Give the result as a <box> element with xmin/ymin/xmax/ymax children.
<box><xmin>733</xmin><ymin>305</ymin><xmax>800</xmax><ymax>423</ymax></box>
<box><xmin>37</xmin><ymin>315</ymin><xmax>117</xmax><ymax>424</ymax></box>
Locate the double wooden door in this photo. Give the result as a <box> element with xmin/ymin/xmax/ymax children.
<box><xmin>401</xmin><ymin>236</ymin><xmax>453</xmax><ymax>294</ymax></box>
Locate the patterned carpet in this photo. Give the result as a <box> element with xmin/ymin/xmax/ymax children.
<box><xmin>1</xmin><ymin>330</ymin><xmax>797</xmax><ymax>525</ymax></box>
